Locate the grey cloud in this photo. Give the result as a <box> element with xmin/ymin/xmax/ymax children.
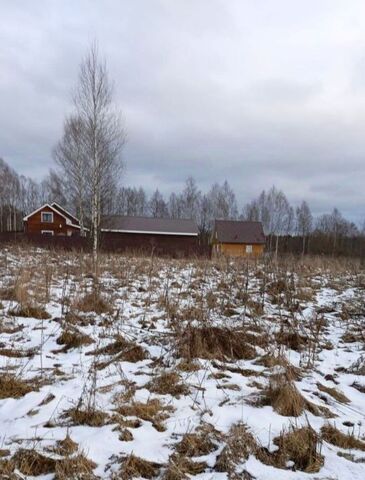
<box><xmin>1</xmin><ymin>0</ymin><xmax>365</xmax><ymax>222</ymax></box>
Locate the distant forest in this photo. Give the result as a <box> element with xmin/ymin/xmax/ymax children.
<box><xmin>1</xmin><ymin>155</ymin><xmax>364</xmax><ymax>257</ymax></box>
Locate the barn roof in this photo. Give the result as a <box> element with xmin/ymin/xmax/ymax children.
<box><xmin>214</xmin><ymin>220</ymin><xmax>265</xmax><ymax>244</ymax></box>
<box><xmin>101</xmin><ymin>216</ymin><xmax>199</xmax><ymax>236</ymax></box>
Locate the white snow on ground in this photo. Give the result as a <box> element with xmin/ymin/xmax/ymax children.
<box><xmin>0</xmin><ymin>247</ymin><xmax>364</xmax><ymax>479</ymax></box>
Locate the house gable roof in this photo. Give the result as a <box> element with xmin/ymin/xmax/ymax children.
<box><xmin>23</xmin><ymin>203</ymin><xmax>81</xmax><ymax>229</ymax></box>
<box><xmin>51</xmin><ymin>203</ymin><xmax>80</xmax><ymax>226</ymax></box>
<box><xmin>101</xmin><ymin>215</ymin><xmax>199</xmax><ymax>236</ymax></box>
<box><xmin>214</xmin><ymin>219</ymin><xmax>265</xmax><ymax>244</ymax></box>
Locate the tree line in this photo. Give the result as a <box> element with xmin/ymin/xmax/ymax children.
<box><xmin>0</xmin><ymin>43</ymin><xmax>364</xmax><ymax>259</ymax></box>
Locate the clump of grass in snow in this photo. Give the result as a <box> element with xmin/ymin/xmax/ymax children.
<box><xmin>87</xmin><ymin>335</ymin><xmax>147</xmax><ymax>367</ymax></box>
<box><xmin>176</xmin><ymin>326</ymin><xmax>257</xmax><ymax>361</ymax></box>
<box><xmin>56</xmin><ymin>326</ymin><xmax>94</xmax><ymax>351</ymax></box>
<box><xmin>215</xmin><ymin>423</ymin><xmax>258</xmax><ymax>475</ymax></box>
<box><xmin>273</xmin><ymin>426</ymin><xmax>324</xmax><ymax>473</ymax></box>
<box><xmin>116</xmin><ymin>399</ymin><xmax>174</xmax><ymax>432</ymax></box>
<box><xmin>0</xmin><ymin>374</ymin><xmax>37</xmax><ymax>399</ymax></box>
<box><xmin>264</xmin><ymin>377</ymin><xmax>306</xmax><ymax>417</ymax></box>
<box><xmin>11</xmin><ymin>449</ymin><xmax>56</xmax><ymax>476</ymax></box>
<box><xmin>74</xmin><ymin>291</ymin><xmax>111</xmax><ymax>314</ymax></box>
<box><xmin>163</xmin><ymin>454</ymin><xmax>207</xmax><ymax>480</ymax></box>
<box><xmin>147</xmin><ymin>371</ymin><xmax>190</xmax><ymax>398</ymax></box>
<box><xmin>116</xmin><ymin>454</ymin><xmax>161</xmax><ymax>480</ymax></box>
<box><xmin>55</xmin><ymin>454</ymin><xmax>97</xmax><ymax>480</ymax></box>
<box><xmin>63</xmin><ymin>406</ymin><xmax>109</xmax><ymax>427</ymax></box>
<box><xmin>321</xmin><ymin>424</ymin><xmax>365</xmax><ymax>451</ymax></box>
<box><xmin>317</xmin><ymin>383</ymin><xmax>350</xmax><ymax>404</ymax></box>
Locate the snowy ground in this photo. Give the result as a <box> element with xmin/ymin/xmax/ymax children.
<box><xmin>0</xmin><ymin>247</ymin><xmax>364</xmax><ymax>479</ymax></box>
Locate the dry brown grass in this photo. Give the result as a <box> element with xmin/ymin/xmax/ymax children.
<box><xmin>163</xmin><ymin>454</ymin><xmax>207</xmax><ymax>480</ymax></box>
<box><xmin>317</xmin><ymin>383</ymin><xmax>350</xmax><ymax>404</ymax></box>
<box><xmin>56</xmin><ymin>327</ymin><xmax>94</xmax><ymax>351</ymax></box>
<box><xmin>116</xmin><ymin>454</ymin><xmax>161</xmax><ymax>479</ymax></box>
<box><xmin>176</xmin><ymin>326</ymin><xmax>256</xmax><ymax>361</ymax></box>
<box><xmin>9</xmin><ymin>305</ymin><xmax>51</xmax><ymax>319</ymax></box>
<box><xmin>0</xmin><ymin>347</ymin><xmax>36</xmax><ymax>358</ymax></box>
<box><xmin>147</xmin><ymin>371</ymin><xmax>190</xmax><ymax>397</ymax></box>
<box><xmin>87</xmin><ymin>335</ymin><xmax>147</xmax><ymax>367</ymax></box>
<box><xmin>74</xmin><ymin>291</ymin><xmax>112</xmax><ymax>314</ymax></box>
<box><xmin>55</xmin><ymin>454</ymin><xmax>97</xmax><ymax>480</ymax></box>
<box><xmin>175</xmin><ymin>424</ymin><xmax>222</xmax><ymax>457</ymax></box>
<box><xmin>11</xmin><ymin>449</ymin><xmax>56</xmax><ymax>476</ymax></box>
<box><xmin>0</xmin><ymin>374</ymin><xmax>37</xmax><ymax>399</ymax></box>
<box><xmin>52</xmin><ymin>433</ymin><xmax>79</xmax><ymax>456</ymax></box>
<box><xmin>63</xmin><ymin>407</ymin><xmax>109</xmax><ymax>427</ymax></box>
<box><xmin>321</xmin><ymin>424</ymin><xmax>365</xmax><ymax>451</ymax></box>
<box><xmin>273</xmin><ymin>426</ymin><xmax>324</xmax><ymax>473</ymax></box>
<box><xmin>215</xmin><ymin>423</ymin><xmax>257</xmax><ymax>474</ymax></box>
<box><xmin>265</xmin><ymin>378</ymin><xmax>306</xmax><ymax>417</ymax></box>
<box><xmin>116</xmin><ymin>399</ymin><xmax>174</xmax><ymax>432</ymax></box>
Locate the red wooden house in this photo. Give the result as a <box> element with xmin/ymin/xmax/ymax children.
<box><xmin>23</xmin><ymin>202</ymin><xmax>82</xmax><ymax>237</ymax></box>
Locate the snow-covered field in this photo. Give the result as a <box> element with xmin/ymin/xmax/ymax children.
<box><xmin>0</xmin><ymin>246</ymin><xmax>364</xmax><ymax>479</ymax></box>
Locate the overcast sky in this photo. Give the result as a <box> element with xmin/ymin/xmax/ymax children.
<box><xmin>1</xmin><ymin>1</ymin><xmax>365</xmax><ymax>222</ymax></box>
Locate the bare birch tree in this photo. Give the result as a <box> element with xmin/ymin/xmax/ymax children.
<box><xmin>72</xmin><ymin>42</ymin><xmax>125</xmax><ymax>271</ymax></box>
<box><xmin>53</xmin><ymin>115</ymin><xmax>88</xmax><ymax>234</ymax></box>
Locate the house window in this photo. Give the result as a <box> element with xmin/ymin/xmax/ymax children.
<box><xmin>246</xmin><ymin>245</ymin><xmax>253</xmax><ymax>254</ymax></box>
<box><xmin>41</xmin><ymin>230</ymin><xmax>54</xmax><ymax>236</ymax></box>
<box><xmin>41</xmin><ymin>212</ymin><xmax>54</xmax><ymax>223</ymax></box>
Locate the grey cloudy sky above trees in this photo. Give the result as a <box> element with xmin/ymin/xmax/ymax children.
<box><xmin>1</xmin><ymin>0</ymin><xmax>365</xmax><ymax>222</ymax></box>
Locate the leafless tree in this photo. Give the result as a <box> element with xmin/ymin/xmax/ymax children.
<box><xmin>72</xmin><ymin>42</ymin><xmax>125</xmax><ymax>270</ymax></box>
<box><xmin>54</xmin><ymin>115</ymin><xmax>88</xmax><ymax>234</ymax></box>
<box><xmin>296</xmin><ymin>200</ymin><xmax>313</xmax><ymax>254</ymax></box>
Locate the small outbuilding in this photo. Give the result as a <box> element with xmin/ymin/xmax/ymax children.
<box><xmin>100</xmin><ymin>215</ymin><xmax>199</xmax><ymax>257</ymax></box>
<box><xmin>212</xmin><ymin>219</ymin><xmax>265</xmax><ymax>257</ymax></box>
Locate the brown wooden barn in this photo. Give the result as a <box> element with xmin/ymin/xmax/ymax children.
<box><xmin>100</xmin><ymin>215</ymin><xmax>199</xmax><ymax>257</ymax></box>
<box><xmin>212</xmin><ymin>219</ymin><xmax>265</xmax><ymax>257</ymax></box>
<box><xmin>23</xmin><ymin>202</ymin><xmax>82</xmax><ymax>236</ymax></box>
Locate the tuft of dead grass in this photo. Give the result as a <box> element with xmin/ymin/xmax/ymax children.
<box><xmin>163</xmin><ymin>454</ymin><xmax>207</xmax><ymax>480</ymax></box>
<box><xmin>53</xmin><ymin>433</ymin><xmax>78</xmax><ymax>456</ymax></box>
<box><xmin>9</xmin><ymin>305</ymin><xmax>51</xmax><ymax>319</ymax></box>
<box><xmin>87</xmin><ymin>335</ymin><xmax>147</xmax><ymax>368</ymax></box>
<box><xmin>273</xmin><ymin>426</ymin><xmax>324</xmax><ymax>473</ymax></box>
<box><xmin>0</xmin><ymin>374</ymin><xmax>37</xmax><ymax>399</ymax></box>
<box><xmin>265</xmin><ymin>378</ymin><xmax>305</xmax><ymax>417</ymax></box>
<box><xmin>56</xmin><ymin>327</ymin><xmax>94</xmax><ymax>351</ymax></box>
<box><xmin>74</xmin><ymin>291</ymin><xmax>111</xmax><ymax>315</ymax></box>
<box><xmin>55</xmin><ymin>454</ymin><xmax>97</xmax><ymax>480</ymax></box>
<box><xmin>317</xmin><ymin>383</ymin><xmax>350</xmax><ymax>404</ymax></box>
<box><xmin>117</xmin><ymin>454</ymin><xmax>161</xmax><ymax>479</ymax></box>
<box><xmin>147</xmin><ymin>371</ymin><xmax>190</xmax><ymax>398</ymax></box>
<box><xmin>176</xmin><ymin>326</ymin><xmax>256</xmax><ymax>361</ymax></box>
<box><xmin>321</xmin><ymin>424</ymin><xmax>365</xmax><ymax>451</ymax></box>
<box><xmin>63</xmin><ymin>407</ymin><xmax>109</xmax><ymax>427</ymax></box>
<box><xmin>116</xmin><ymin>399</ymin><xmax>174</xmax><ymax>432</ymax></box>
<box><xmin>12</xmin><ymin>449</ymin><xmax>56</xmax><ymax>476</ymax></box>
<box><xmin>215</xmin><ymin>423</ymin><xmax>257</xmax><ymax>474</ymax></box>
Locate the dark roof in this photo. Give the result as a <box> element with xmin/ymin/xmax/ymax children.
<box><xmin>214</xmin><ymin>220</ymin><xmax>265</xmax><ymax>244</ymax></box>
<box><xmin>101</xmin><ymin>216</ymin><xmax>199</xmax><ymax>235</ymax></box>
